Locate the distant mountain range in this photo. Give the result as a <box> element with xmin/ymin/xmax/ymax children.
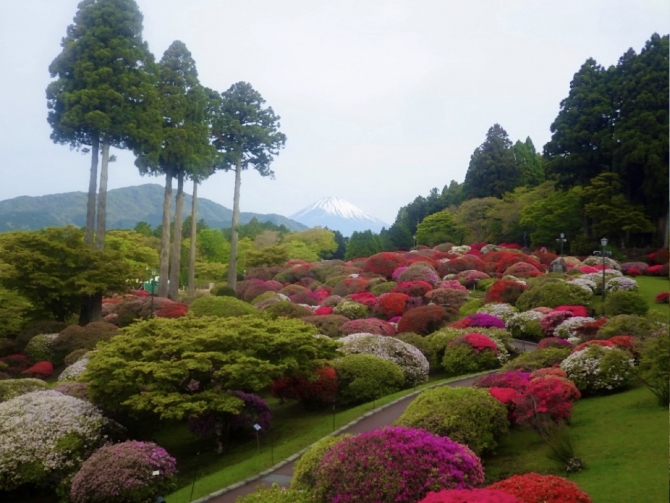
<box><xmin>0</xmin><ymin>184</ymin><xmax>307</xmax><ymax>232</ymax></box>
<box><xmin>290</xmin><ymin>197</ymin><xmax>388</xmax><ymax>236</ymax></box>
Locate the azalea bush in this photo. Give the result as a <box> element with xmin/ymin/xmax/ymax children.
<box><xmin>70</xmin><ymin>441</ymin><xmax>177</xmax><ymax>503</ymax></box>
<box><xmin>301</xmin><ymin>314</ymin><xmax>350</xmax><ymax>338</ymax></box>
<box><xmin>603</xmin><ymin>291</ymin><xmax>649</xmax><ymax>316</ymax></box>
<box><xmin>271</xmin><ymin>366</ymin><xmax>338</xmax><ymax>407</ymax></box>
<box><xmin>540</xmin><ymin>311</ymin><xmax>574</xmax><ymax>337</ymax></box>
<box><xmin>419</xmin><ymin>489</ymin><xmax>523</xmax><ymax>503</ymax></box>
<box><xmin>560</xmin><ymin>345</ymin><xmax>635</xmax><ymax>393</ymax></box>
<box><xmin>339</xmin><ymin>318</ymin><xmax>395</xmax><ymax>336</ymax></box>
<box><xmin>339</xmin><ymin>333</ymin><xmax>429</xmax><ymax>386</ymax></box>
<box><xmin>483</xmin><ymin>280</ymin><xmax>528</xmax><ymax>306</ymax></box>
<box><xmin>394</xmin><ymin>386</ymin><xmax>509</xmax><ymax>454</ymax></box>
<box><xmin>655</xmin><ymin>292</ymin><xmax>669</xmax><ymax>304</ymax></box>
<box><xmin>0</xmin><ymin>390</ymin><xmax>112</xmax><ymax>492</ymax></box>
<box><xmin>363</xmin><ymin>252</ymin><xmax>408</xmax><ymax>279</ymax></box>
<box><xmin>291</xmin><ymin>434</ymin><xmax>352</xmax><ymax>492</ymax></box>
<box><xmin>332</xmin><ymin>354</ymin><xmax>405</xmax><ymax>405</ymax></box>
<box><xmin>554</xmin><ymin>317</ymin><xmax>596</xmax><ymax>338</ymax></box>
<box><xmin>476</xmin><ymin>303</ymin><xmax>517</xmax><ymax>322</ymax></box>
<box><xmin>21</xmin><ymin>361</ymin><xmax>53</xmax><ymax>378</ymax></box>
<box><xmin>537</xmin><ymin>337</ymin><xmax>573</xmax><ymax>350</ymax></box>
<box><xmin>489</xmin><ymin>473</ymin><xmax>592</xmax><ymax>503</ymax></box>
<box><xmin>397</xmin><ymin>305</ymin><xmax>452</xmax><ymax>335</ymax></box>
<box><xmin>58</xmin><ymin>357</ymin><xmax>89</xmax><ymax>382</ymax></box>
<box><xmin>313</xmin><ymin>426</ymin><xmax>485</xmax><ymax>503</ymax></box>
<box><xmin>155</xmin><ymin>301</ymin><xmax>189</xmax><ymax>318</ymax></box>
<box><xmin>392</xmin><ymin>280</ymin><xmax>434</xmax><ymax>298</ymax></box>
<box><xmin>0</xmin><ymin>378</ymin><xmax>49</xmax><ymax>402</ymax></box>
<box><xmin>505</xmin><ymin>311</ymin><xmax>544</xmax><ymax>341</ymax></box>
<box><xmin>441</xmin><ymin>333</ymin><xmax>501</xmax><ymax>376</ymax></box>
<box><xmin>373</xmin><ymin>292</ymin><xmax>409</xmax><ymax>319</ymax></box>
<box><xmin>424</xmin><ymin>288</ymin><xmax>468</xmax><ymax>309</ymax></box>
<box><xmin>24</xmin><ymin>333</ymin><xmax>58</xmax><ymax>363</ymax></box>
<box><xmin>333</xmin><ymin>300</ymin><xmax>368</xmax><ymax>320</ymax></box>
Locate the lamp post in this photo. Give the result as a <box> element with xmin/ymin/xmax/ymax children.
<box><xmin>556</xmin><ymin>233</ymin><xmax>567</xmax><ymax>255</ymax></box>
<box><xmin>151</xmin><ymin>269</ymin><xmax>156</xmax><ymax>317</ymax></box>
<box><xmin>600</xmin><ymin>238</ymin><xmax>608</xmax><ymax>315</ymax></box>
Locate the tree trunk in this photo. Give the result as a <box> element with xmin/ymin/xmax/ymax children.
<box><xmin>159</xmin><ymin>169</ymin><xmax>173</xmax><ymax>298</ymax></box>
<box><xmin>169</xmin><ymin>172</ymin><xmax>185</xmax><ymax>300</ymax></box>
<box><xmin>661</xmin><ymin>209</ymin><xmax>669</xmax><ymax>249</ymax></box>
<box><xmin>95</xmin><ymin>138</ymin><xmax>110</xmax><ymax>251</ymax></box>
<box><xmin>227</xmin><ymin>158</ymin><xmax>242</xmax><ymax>290</ymax></box>
<box><xmin>78</xmin><ymin>292</ymin><xmax>102</xmax><ymax>326</ymax></box>
<box><xmin>188</xmin><ymin>180</ymin><xmax>198</xmax><ymax>295</ymax></box>
<box><xmin>85</xmin><ymin>136</ymin><xmax>99</xmax><ymax>246</ymax></box>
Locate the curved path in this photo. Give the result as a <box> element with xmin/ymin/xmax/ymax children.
<box><xmin>192</xmin><ymin>339</ymin><xmax>537</xmax><ymax>503</ymax></box>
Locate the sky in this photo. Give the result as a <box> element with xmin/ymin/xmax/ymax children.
<box><xmin>0</xmin><ymin>1</ymin><xmax>668</xmax><ymax>225</ymax></box>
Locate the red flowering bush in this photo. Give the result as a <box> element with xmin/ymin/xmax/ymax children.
<box><xmin>392</xmin><ymin>280</ymin><xmax>434</xmax><ymax>298</ymax></box>
<box><xmin>540</xmin><ymin>311</ymin><xmax>574</xmax><ymax>337</ymax></box>
<box><xmin>331</xmin><ymin>277</ymin><xmax>370</xmax><ymax>296</ymax></box>
<box><xmin>438</xmin><ymin>257</ymin><xmax>485</xmax><ymax>276</ymax></box>
<box><xmin>503</xmin><ymin>262</ymin><xmax>543</xmax><ymax>278</ymax></box>
<box><xmin>483</xmin><ymin>280</ymin><xmax>527</xmax><ymax>306</ymax></box>
<box><xmin>476</xmin><ymin>370</ymin><xmax>531</xmax><ymax>391</ymax></box>
<box><xmin>340</xmin><ymin>318</ymin><xmax>396</xmax><ymax>336</ymax></box>
<box><xmin>373</xmin><ymin>293</ymin><xmax>409</xmax><ymax>319</ymax></box>
<box><xmin>271</xmin><ymin>366</ymin><xmax>338</xmax><ymax>407</ymax></box>
<box><xmin>397</xmin><ymin>305</ymin><xmax>451</xmax><ymax>335</ymax></box>
<box><xmin>363</xmin><ymin>252</ymin><xmax>408</xmax><ymax>279</ymax></box>
<box><xmin>313</xmin><ymin>426</ymin><xmax>485</xmax><ymax>503</ymax></box>
<box><xmin>655</xmin><ymin>292</ymin><xmax>669</xmax><ymax>303</ymax></box>
<box><xmin>536</xmin><ymin>252</ymin><xmax>559</xmax><ymax>266</ymax></box>
<box><xmin>626</xmin><ymin>268</ymin><xmax>641</xmax><ymax>277</ymax></box>
<box><xmin>21</xmin><ymin>361</ymin><xmax>53</xmax><ymax>379</ymax></box>
<box><xmin>155</xmin><ymin>302</ymin><xmax>189</xmax><ymax>319</ymax></box>
<box><xmin>496</xmin><ymin>253</ymin><xmax>543</xmax><ymax>275</ymax></box>
<box><xmin>437</xmin><ymin>280</ymin><xmax>468</xmax><ymax>292</ymax></box>
<box><xmin>291</xmin><ymin>291</ymin><xmax>320</xmax><ymax>306</ymax></box>
<box><xmin>500</xmin><ymin>242</ymin><xmax>522</xmax><ymax>249</ymax></box>
<box><xmin>457</xmin><ymin>270</ymin><xmax>491</xmax><ymax>288</ymax></box>
<box><xmin>553</xmin><ymin>305</ymin><xmax>589</xmax><ymax>317</ymax></box>
<box><xmin>279</xmin><ymin>284</ymin><xmax>309</xmax><ymax>297</ymax></box>
<box><xmin>646</xmin><ymin>264</ymin><xmax>664</xmax><ymax>276</ymax></box>
<box><xmin>442</xmin><ymin>334</ymin><xmax>502</xmax><ymax>376</ymax></box>
<box><xmin>241</xmin><ymin>279</ymin><xmax>282</xmax><ymax>302</ymax></box>
<box><xmin>489</xmin><ymin>473</ymin><xmax>592</xmax><ymax>503</ymax></box>
<box><xmin>649</xmin><ymin>249</ymin><xmax>669</xmax><ymax>265</ymax></box>
<box><xmin>537</xmin><ymin>337</ymin><xmax>573</xmax><ymax>350</ymax></box>
<box><xmin>572</xmin><ymin>318</ymin><xmax>607</xmax><ymax>339</ymax></box>
<box><xmin>346</xmin><ymin>291</ymin><xmax>378</xmax><ymax>308</ymax></box>
<box><xmin>397</xmin><ymin>265</ymin><xmax>440</xmax><ymax>286</ymax></box>
<box><xmin>314</xmin><ymin>306</ymin><xmax>333</xmax><ymax>315</ymax></box>
<box><xmin>420</xmin><ymin>488</ymin><xmax>523</xmax><ymax>503</ymax></box>
<box><xmin>514</xmin><ymin>375</ymin><xmax>581</xmax><ymax>426</ymax></box>
<box><xmin>0</xmin><ymin>354</ymin><xmax>31</xmax><ymax>376</ymax></box>
<box><xmin>531</xmin><ymin>367</ymin><xmax>568</xmax><ymax>379</ymax></box>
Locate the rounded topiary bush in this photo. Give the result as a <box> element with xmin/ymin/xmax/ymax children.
<box><xmin>0</xmin><ymin>390</ymin><xmax>112</xmax><ymax>492</ymax></box>
<box><xmin>301</xmin><ymin>314</ymin><xmax>350</xmax><ymax>338</ymax></box>
<box><xmin>14</xmin><ymin>320</ymin><xmax>69</xmax><ymax>352</ymax></box>
<box><xmin>333</xmin><ymin>300</ymin><xmax>368</xmax><ymax>320</ymax></box>
<box><xmin>58</xmin><ymin>356</ymin><xmax>90</xmax><ymax>382</ymax></box>
<box><xmin>489</xmin><ymin>473</ymin><xmax>593</xmax><ymax>503</ymax></box>
<box><xmin>0</xmin><ymin>378</ymin><xmax>49</xmax><ymax>402</ymax></box>
<box><xmin>424</xmin><ymin>288</ymin><xmax>468</xmax><ymax>309</ymax></box>
<box><xmin>441</xmin><ymin>333</ymin><xmax>502</xmax><ymax>376</ymax></box>
<box><xmin>392</xmin><ymin>280</ymin><xmax>434</xmax><ymax>298</ymax></box>
<box><xmin>291</xmin><ymin>434</ymin><xmax>352</xmax><ymax>492</ymax></box>
<box><xmin>313</xmin><ymin>426</ymin><xmax>484</xmax><ymax>503</ymax></box>
<box><xmin>339</xmin><ymin>333</ymin><xmax>429</xmax><ymax>386</ymax></box>
<box><xmin>395</xmin><ymin>332</ymin><xmax>438</xmax><ymax>369</ymax></box>
<box><xmin>603</xmin><ymin>291</ymin><xmax>649</xmax><ymax>316</ymax></box>
<box><xmin>332</xmin><ymin>354</ymin><xmax>405</xmax><ymax>405</ymax></box>
<box><xmin>397</xmin><ymin>305</ymin><xmax>451</xmax><ymax>335</ymax></box>
<box><xmin>483</xmin><ymin>280</ymin><xmax>528</xmax><ymax>306</ymax></box>
<box><xmin>24</xmin><ymin>333</ymin><xmax>58</xmax><ymax>363</ymax></box>
<box><xmin>363</xmin><ymin>252</ymin><xmax>408</xmax><ymax>279</ymax></box>
<box><xmin>236</xmin><ymin>485</ymin><xmax>316</xmax><ymax>503</ymax></box>
<box><xmin>70</xmin><ymin>441</ymin><xmax>177</xmax><ymax>503</ymax></box>
<box><xmin>211</xmin><ymin>284</ymin><xmax>237</xmax><ymax>297</ymax></box>
<box><xmin>51</xmin><ymin>322</ymin><xmax>118</xmax><ymax>366</ymax></box>
<box><xmin>419</xmin><ymin>488</ymin><xmax>524</xmax><ymax>503</ymax></box>
<box><xmin>560</xmin><ymin>345</ymin><xmax>635</xmax><ymax>393</ymax></box>
<box><xmin>373</xmin><ymin>292</ymin><xmax>409</xmax><ymax>319</ymax></box>
<box><xmin>263</xmin><ymin>301</ymin><xmax>314</xmax><ymax>319</ymax></box>
<box><xmin>394</xmin><ymin>386</ymin><xmax>508</xmax><ymax>454</ymax></box>
<box><xmin>331</xmin><ymin>277</ymin><xmax>370</xmax><ymax>297</ymax></box>
<box><xmin>516</xmin><ymin>282</ymin><xmax>591</xmax><ymax>311</ymax></box>
<box><xmin>397</xmin><ymin>264</ymin><xmax>440</xmax><ymax>286</ymax></box>
<box><xmin>339</xmin><ymin>318</ymin><xmax>396</xmax><ymax>336</ymax></box>
<box><xmin>502</xmin><ymin>347</ymin><xmax>571</xmax><ymax>372</ymax></box>
<box><xmin>189</xmin><ymin>296</ymin><xmax>258</xmax><ymax>318</ymax></box>
<box><xmin>505</xmin><ymin>311</ymin><xmax>544</xmax><ymax>341</ymax></box>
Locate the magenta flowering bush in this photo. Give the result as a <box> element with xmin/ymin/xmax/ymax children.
<box><xmin>188</xmin><ymin>391</ymin><xmax>272</xmax><ymax>439</ymax></box>
<box><xmin>466</xmin><ymin>313</ymin><xmax>506</xmax><ymax>329</ymax></box>
<box><xmin>475</xmin><ymin>370</ymin><xmax>531</xmax><ymax>391</ymax></box>
<box><xmin>540</xmin><ymin>311</ymin><xmax>574</xmax><ymax>337</ymax></box>
<box><xmin>438</xmin><ymin>280</ymin><xmax>468</xmax><ymax>292</ymax></box>
<box><xmin>70</xmin><ymin>441</ymin><xmax>177</xmax><ymax>503</ymax></box>
<box><xmin>313</xmin><ymin>426</ymin><xmax>484</xmax><ymax>503</ymax></box>
<box><xmin>419</xmin><ymin>488</ymin><xmax>524</xmax><ymax>503</ymax></box>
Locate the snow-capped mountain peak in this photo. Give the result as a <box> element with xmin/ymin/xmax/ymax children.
<box><xmin>289</xmin><ymin>197</ymin><xmax>388</xmax><ymax>237</ymax></box>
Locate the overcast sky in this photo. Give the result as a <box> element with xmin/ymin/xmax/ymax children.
<box><xmin>0</xmin><ymin>1</ymin><xmax>668</xmax><ymax>224</ymax></box>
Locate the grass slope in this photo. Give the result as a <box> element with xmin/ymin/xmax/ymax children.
<box><xmin>635</xmin><ymin>275</ymin><xmax>670</xmax><ymax>314</ymax></box>
<box><xmin>483</xmin><ymin>385</ymin><xmax>668</xmax><ymax>503</ymax></box>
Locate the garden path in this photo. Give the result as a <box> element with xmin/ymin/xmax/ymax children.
<box><xmin>196</xmin><ymin>339</ymin><xmax>537</xmax><ymax>503</ymax></box>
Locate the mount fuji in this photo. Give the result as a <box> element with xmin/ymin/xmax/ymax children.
<box><xmin>289</xmin><ymin>197</ymin><xmax>388</xmax><ymax>237</ymax></box>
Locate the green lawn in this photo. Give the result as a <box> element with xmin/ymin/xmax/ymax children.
<box><xmin>483</xmin><ymin>385</ymin><xmax>669</xmax><ymax>503</ymax></box>
<box><xmin>635</xmin><ymin>275</ymin><xmax>670</xmax><ymax>314</ymax></box>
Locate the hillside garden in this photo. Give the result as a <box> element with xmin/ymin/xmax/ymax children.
<box><xmin>0</xmin><ymin>239</ymin><xmax>667</xmax><ymax>503</ymax></box>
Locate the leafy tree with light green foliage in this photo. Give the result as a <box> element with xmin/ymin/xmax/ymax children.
<box><xmin>246</xmin><ymin>245</ymin><xmax>291</xmax><ymax>268</ymax></box>
<box><xmin>416</xmin><ymin>211</ymin><xmax>462</xmax><ymax>247</ymax></box>
<box><xmin>84</xmin><ymin>316</ymin><xmax>340</xmax><ymax>452</ymax></box>
<box><xmin>197</xmin><ymin>228</ymin><xmax>230</xmax><ymax>263</ymax></box>
<box><xmin>104</xmin><ymin>230</ymin><xmax>159</xmax><ymax>283</ymax></box>
<box><xmin>211</xmin><ymin>82</ymin><xmax>286</xmax><ymax>291</ymax></box>
<box><xmin>519</xmin><ymin>185</ymin><xmax>584</xmax><ymax>247</ymax></box>
<box><xmin>0</xmin><ymin>287</ymin><xmax>32</xmax><ymax>338</ymax></box>
<box><xmin>285</xmin><ymin>228</ymin><xmax>337</xmax><ymax>259</ymax></box>
<box><xmin>0</xmin><ymin>227</ymin><xmax>131</xmax><ymax>322</ymax></box>
<box><xmin>453</xmin><ymin>198</ymin><xmax>498</xmax><ymax>244</ymax></box>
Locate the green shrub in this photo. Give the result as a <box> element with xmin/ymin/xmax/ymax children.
<box><xmin>332</xmin><ymin>354</ymin><xmax>405</xmax><ymax>405</ymax></box>
<box><xmin>369</xmin><ymin>281</ymin><xmax>395</xmax><ymax>296</ymax></box>
<box><xmin>515</xmin><ymin>282</ymin><xmax>591</xmax><ymax>311</ymax></box>
<box><xmin>424</xmin><ymin>330</ymin><xmax>463</xmax><ymax>368</ymax></box>
<box><xmin>64</xmin><ymin>349</ymin><xmax>89</xmax><ymax>367</ymax></box>
<box><xmin>237</xmin><ymin>484</ymin><xmax>316</xmax><ymax>503</ymax></box>
<box><xmin>292</xmin><ymin>434</ymin><xmax>352</xmax><ymax>492</ymax></box>
<box><xmin>0</xmin><ymin>287</ymin><xmax>31</xmax><ymax>338</ymax></box>
<box><xmin>14</xmin><ymin>320</ymin><xmax>69</xmax><ymax>351</ymax></box>
<box><xmin>441</xmin><ymin>342</ymin><xmax>500</xmax><ymax>376</ymax></box>
<box><xmin>51</xmin><ymin>322</ymin><xmax>118</xmax><ymax>366</ymax></box>
<box><xmin>394</xmin><ymin>386</ymin><xmax>508</xmax><ymax>455</ymax></box>
<box><xmin>394</xmin><ymin>332</ymin><xmax>437</xmax><ymax>371</ymax></box>
<box><xmin>502</xmin><ymin>347</ymin><xmax>571</xmax><ymax>372</ymax></box>
<box><xmin>301</xmin><ymin>315</ymin><xmax>350</xmax><ymax>338</ymax></box>
<box><xmin>333</xmin><ymin>300</ymin><xmax>368</xmax><ymax>320</ymax></box>
<box><xmin>0</xmin><ymin>378</ymin><xmax>49</xmax><ymax>402</ymax></box>
<box><xmin>250</xmin><ymin>291</ymin><xmax>281</xmax><ymax>306</ymax></box>
<box><xmin>263</xmin><ymin>301</ymin><xmax>314</xmax><ymax>319</ymax></box>
<box><xmin>211</xmin><ymin>284</ymin><xmax>237</xmax><ymax>297</ymax></box>
<box><xmin>24</xmin><ymin>333</ymin><xmax>58</xmax><ymax>363</ymax></box>
<box><xmin>459</xmin><ymin>298</ymin><xmax>483</xmax><ymax>317</ymax></box>
<box><xmin>597</xmin><ymin>314</ymin><xmax>658</xmax><ymax>339</ymax></box>
<box><xmin>189</xmin><ymin>296</ymin><xmax>258</xmax><ymax>318</ymax></box>
<box><xmin>637</xmin><ymin>331</ymin><xmax>670</xmax><ymax>406</ymax></box>
<box><xmin>476</xmin><ymin>278</ymin><xmax>495</xmax><ymax>292</ymax></box>
<box><xmin>603</xmin><ymin>291</ymin><xmax>649</xmax><ymax>316</ymax></box>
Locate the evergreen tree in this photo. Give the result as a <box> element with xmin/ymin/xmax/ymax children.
<box><xmin>512</xmin><ymin>137</ymin><xmax>544</xmax><ymax>187</ymax></box>
<box><xmin>344</xmin><ymin>231</ymin><xmax>382</xmax><ymax>260</ymax></box>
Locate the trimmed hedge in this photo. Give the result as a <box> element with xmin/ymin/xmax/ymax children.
<box><xmin>332</xmin><ymin>354</ymin><xmax>405</xmax><ymax>405</ymax></box>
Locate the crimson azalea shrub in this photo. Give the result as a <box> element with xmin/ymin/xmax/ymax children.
<box><xmin>301</xmin><ymin>315</ymin><xmax>349</xmax><ymax>338</ymax></box>
<box><xmin>70</xmin><ymin>441</ymin><xmax>177</xmax><ymax>503</ymax></box>
<box><xmin>475</xmin><ymin>370</ymin><xmax>531</xmax><ymax>391</ymax></box>
<box><xmin>346</xmin><ymin>291</ymin><xmax>377</xmax><ymax>308</ymax></box>
<box><xmin>655</xmin><ymin>292</ymin><xmax>669</xmax><ymax>303</ymax></box>
<box><xmin>503</xmin><ymin>262</ymin><xmax>543</xmax><ymax>278</ymax></box>
<box><xmin>537</xmin><ymin>337</ymin><xmax>573</xmax><ymax>350</ymax></box>
<box><xmin>332</xmin><ymin>354</ymin><xmax>405</xmax><ymax>405</ymax></box>
<box><xmin>271</xmin><ymin>366</ymin><xmax>338</xmax><ymax>407</ymax></box>
<box><xmin>394</xmin><ymin>386</ymin><xmax>509</xmax><ymax>454</ymax></box>
<box><xmin>438</xmin><ymin>257</ymin><xmax>486</xmax><ymax>276</ymax></box>
<box><xmin>536</xmin><ymin>251</ymin><xmax>559</xmax><ymax>266</ymax></box>
<box><xmin>155</xmin><ymin>302</ymin><xmax>189</xmax><ymax>319</ymax></box>
<box><xmin>489</xmin><ymin>473</ymin><xmax>592</xmax><ymax>503</ymax></box>
<box><xmin>340</xmin><ymin>318</ymin><xmax>396</xmax><ymax>336</ymax></box>
<box><xmin>392</xmin><ymin>280</ymin><xmax>433</xmax><ymax>298</ymax></box>
<box><xmin>363</xmin><ymin>252</ymin><xmax>408</xmax><ymax>279</ymax></box>
<box><xmin>331</xmin><ymin>277</ymin><xmax>370</xmax><ymax>296</ymax></box>
<box><xmin>649</xmin><ymin>249</ymin><xmax>669</xmax><ymax>265</ymax></box>
<box><xmin>420</xmin><ymin>489</ymin><xmax>524</xmax><ymax>503</ymax></box>
<box><xmin>397</xmin><ymin>305</ymin><xmax>452</xmax><ymax>335</ymax></box>
<box><xmin>572</xmin><ymin>318</ymin><xmax>608</xmax><ymax>340</ymax></box>
<box><xmin>21</xmin><ymin>361</ymin><xmax>53</xmax><ymax>379</ymax></box>
<box><xmin>645</xmin><ymin>264</ymin><xmax>664</xmax><ymax>276</ymax></box>
<box><xmin>483</xmin><ymin>280</ymin><xmax>527</xmax><ymax>306</ymax></box>
<box><xmin>313</xmin><ymin>426</ymin><xmax>485</xmax><ymax>503</ymax></box>
<box><xmin>513</xmin><ymin>375</ymin><xmax>581</xmax><ymax>427</ymax></box>
<box><xmin>442</xmin><ymin>334</ymin><xmax>501</xmax><ymax>376</ymax></box>
<box><xmin>496</xmin><ymin>253</ymin><xmax>543</xmax><ymax>275</ymax></box>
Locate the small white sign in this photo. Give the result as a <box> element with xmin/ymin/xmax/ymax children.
<box><xmin>253</xmin><ymin>423</ymin><xmax>262</xmax><ymax>431</ymax></box>
<box><xmin>152</xmin><ymin>470</ymin><xmax>160</xmax><ymax>477</ymax></box>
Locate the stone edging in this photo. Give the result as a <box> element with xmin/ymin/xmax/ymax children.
<box><xmin>190</xmin><ymin>339</ymin><xmax>537</xmax><ymax>503</ymax></box>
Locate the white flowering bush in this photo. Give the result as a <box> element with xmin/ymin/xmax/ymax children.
<box><xmin>582</xmin><ymin>271</ymin><xmax>623</xmax><ymax>294</ymax></box>
<box><xmin>605</xmin><ymin>276</ymin><xmax>639</xmax><ymax>293</ymax></box>
<box><xmin>501</xmin><ymin>275</ymin><xmax>527</xmax><ymax>286</ymax></box>
<box><xmin>0</xmin><ymin>390</ymin><xmax>111</xmax><ymax>491</ymax></box>
<box><xmin>24</xmin><ymin>333</ymin><xmax>58</xmax><ymax>363</ymax></box>
<box><xmin>0</xmin><ymin>378</ymin><xmax>49</xmax><ymax>402</ymax></box>
<box><xmin>505</xmin><ymin>310</ymin><xmax>544</xmax><ymax>341</ymax></box>
<box><xmin>560</xmin><ymin>345</ymin><xmax>635</xmax><ymax>393</ymax></box>
<box><xmin>339</xmin><ymin>333</ymin><xmax>429</xmax><ymax>386</ymax></box>
<box><xmin>488</xmin><ymin>335</ymin><xmax>511</xmax><ymax>365</ymax></box>
<box><xmin>480</xmin><ymin>244</ymin><xmax>500</xmax><ymax>254</ymax></box>
<box><xmin>58</xmin><ymin>357</ymin><xmax>90</xmax><ymax>382</ymax></box>
<box><xmin>554</xmin><ymin>317</ymin><xmax>596</xmax><ymax>338</ymax></box>
<box><xmin>569</xmin><ymin>277</ymin><xmax>598</xmax><ymax>294</ymax></box>
<box><xmin>450</xmin><ymin>245</ymin><xmax>471</xmax><ymax>255</ymax></box>
<box><xmin>477</xmin><ymin>303</ymin><xmax>518</xmax><ymax>322</ymax></box>
<box><xmin>582</xmin><ymin>256</ymin><xmax>621</xmax><ymax>270</ymax></box>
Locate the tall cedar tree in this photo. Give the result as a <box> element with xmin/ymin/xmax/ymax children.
<box><xmin>462</xmin><ymin>124</ymin><xmax>521</xmax><ymax>200</ymax></box>
<box><xmin>135</xmin><ymin>41</ymin><xmax>215</xmax><ymax>299</ymax></box>
<box><xmin>46</xmin><ymin>0</ymin><xmax>158</xmax><ymax>322</ymax></box>
<box><xmin>211</xmin><ymin>82</ymin><xmax>286</xmax><ymax>290</ymax></box>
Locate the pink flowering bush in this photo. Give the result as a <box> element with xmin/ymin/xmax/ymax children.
<box><xmin>339</xmin><ymin>318</ymin><xmax>396</xmax><ymax>336</ymax></box>
<box><xmin>397</xmin><ymin>265</ymin><xmax>440</xmax><ymax>286</ymax></box>
<box><xmin>465</xmin><ymin>313</ymin><xmax>506</xmax><ymax>329</ymax></box>
<box><xmin>313</xmin><ymin>426</ymin><xmax>484</xmax><ymax>503</ymax></box>
<box><xmin>442</xmin><ymin>333</ymin><xmax>502</xmax><ymax>376</ymax></box>
<box><xmin>553</xmin><ymin>305</ymin><xmax>589</xmax><ymax>317</ymax></box>
<box><xmin>346</xmin><ymin>292</ymin><xmax>378</xmax><ymax>308</ymax></box>
<box><xmin>419</xmin><ymin>488</ymin><xmax>523</xmax><ymax>503</ymax></box>
<box><xmin>537</xmin><ymin>337</ymin><xmax>573</xmax><ymax>350</ymax></box>
<box><xmin>475</xmin><ymin>370</ymin><xmax>531</xmax><ymax>392</ymax></box>
<box><xmin>70</xmin><ymin>441</ymin><xmax>177</xmax><ymax>503</ymax></box>
<box><xmin>540</xmin><ymin>311</ymin><xmax>574</xmax><ymax>337</ymax></box>
<box><xmin>392</xmin><ymin>280</ymin><xmax>434</xmax><ymax>298</ymax></box>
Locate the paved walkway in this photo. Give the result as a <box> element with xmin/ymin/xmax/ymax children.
<box><xmin>195</xmin><ymin>339</ymin><xmax>537</xmax><ymax>503</ymax></box>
